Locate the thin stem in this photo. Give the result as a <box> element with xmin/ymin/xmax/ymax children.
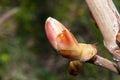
<box><xmin>0</xmin><ymin>7</ymin><xmax>19</xmax><ymax>25</ymax></box>
<box><xmin>87</xmin><ymin>55</ymin><xmax>120</xmax><ymax>74</ymax></box>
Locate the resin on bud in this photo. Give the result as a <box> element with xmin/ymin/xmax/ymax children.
<box><xmin>45</xmin><ymin>17</ymin><xmax>97</xmax><ymax>61</ymax></box>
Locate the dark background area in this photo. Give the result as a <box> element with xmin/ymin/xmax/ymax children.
<box><xmin>0</xmin><ymin>0</ymin><xmax>120</xmax><ymax>80</ymax></box>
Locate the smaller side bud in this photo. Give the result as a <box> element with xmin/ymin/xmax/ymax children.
<box><xmin>68</xmin><ymin>60</ymin><xmax>83</xmax><ymax>76</ymax></box>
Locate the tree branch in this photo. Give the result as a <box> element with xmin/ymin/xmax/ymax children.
<box><xmin>0</xmin><ymin>7</ymin><xmax>19</xmax><ymax>25</ymax></box>
<box><xmin>87</xmin><ymin>55</ymin><xmax>119</xmax><ymax>74</ymax></box>
<box><xmin>86</xmin><ymin>0</ymin><xmax>120</xmax><ymax>68</ymax></box>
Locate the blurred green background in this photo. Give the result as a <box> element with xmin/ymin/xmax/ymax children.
<box><xmin>0</xmin><ymin>0</ymin><xmax>119</xmax><ymax>80</ymax></box>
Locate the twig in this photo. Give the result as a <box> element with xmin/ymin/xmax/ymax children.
<box><xmin>87</xmin><ymin>55</ymin><xmax>119</xmax><ymax>74</ymax></box>
<box><xmin>85</xmin><ymin>0</ymin><xmax>120</xmax><ymax>54</ymax></box>
<box><xmin>0</xmin><ymin>7</ymin><xmax>19</xmax><ymax>25</ymax></box>
<box><xmin>86</xmin><ymin>0</ymin><xmax>120</xmax><ymax>69</ymax></box>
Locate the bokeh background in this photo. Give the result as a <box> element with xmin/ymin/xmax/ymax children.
<box><xmin>0</xmin><ymin>0</ymin><xmax>120</xmax><ymax>80</ymax></box>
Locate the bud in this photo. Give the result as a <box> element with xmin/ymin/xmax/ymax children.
<box><xmin>68</xmin><ymin>60</ymin><xmax>83</xmax><ymax>76</ymax></box>
<box><xmin>45</xmin><ymin>17</ymin><xmax>80</xmax><ymax>60</ymax></box>
<box><xmin>45</xmin><ymin>17</ymin><xmax>97</xmax><ymax>61</ymax></box>
<box><xmin>45</xmin><ymin>17</ymin><xmax>79</xmax><ymax>50</ymax></box>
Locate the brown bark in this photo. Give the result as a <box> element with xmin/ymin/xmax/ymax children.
<box><xmin>86</xmin><ymin>0</ymin><xmax>120</xmax><ymax>57</ymax></box>
<box><xmin>86</xmin><ymin>0</ymin><xmax>120</xmax><ymax>71</ymax></box>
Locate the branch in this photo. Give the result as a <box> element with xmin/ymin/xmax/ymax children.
<box><xmin>86</xmin><ymin>0</ymin><xmax>120</xmax><ymax>68</ymax></box>
<box><xmin>0</xmin><ymin>7</ymin><xmax>19</xmax><ymax>25</ymax></box>
<box><xmin>87</xmin><ymin>55</ymin><xmax>119</xmax><ymax>74</ymax></box>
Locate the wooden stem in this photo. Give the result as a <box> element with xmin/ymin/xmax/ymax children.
<box><xmin>0</xmin><ymin>7</ymin><xmax>19</xmax><ymax>25</ymax></box>
<box><xmin>86</xmin><ymin>0</ymin><xmax>120</xmax><ymax>57</ymax></box>
<box><xmin>88</xmin><ymin>55</ymin><xmax>119</xmax><ymax>74</ymax></box>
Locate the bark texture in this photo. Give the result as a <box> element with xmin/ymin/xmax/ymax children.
<box><xmin>86</xmin><ymin>0</ymin><xmax>120</xmax><ymax>73</ymax></box>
